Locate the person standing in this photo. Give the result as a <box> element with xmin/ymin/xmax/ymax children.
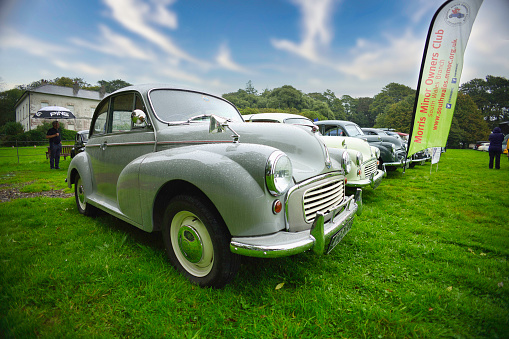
<box><xmin>488</xmin><ymin>127</ymin><xmax>504</xmax><ymax>169</ymax></box>
<box><xmin>46</xmin><ymin>121</ymin><xmax>62</xmax><ymax>169</ymax></box>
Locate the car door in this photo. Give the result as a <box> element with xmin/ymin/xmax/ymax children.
<box><xmin>88</xmin><ymin>92</ymin><xmax>155</xmax><ymax>208</ymax></box>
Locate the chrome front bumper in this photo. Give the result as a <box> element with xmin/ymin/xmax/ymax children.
<box><xmin>347</xmin><ymin>169</ymin><xmax>385</xmax><ymax>189</ymax></box>
<box><xmin>230</xmin><ymin>189</ymin><xmax>361</xmax><ymax>258</ymax></box>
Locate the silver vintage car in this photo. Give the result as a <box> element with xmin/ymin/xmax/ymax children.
<box><xmin>66</xmin><ymin>85</ymin><xmax>361</xmax><ymax>288</ymax></box>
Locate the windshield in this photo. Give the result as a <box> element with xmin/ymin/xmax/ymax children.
<box><xmin>285</xmin><ymin>118</ymin><xmax>314</xmax><ymax>126</ymax></box>
<box><xmin>345</xmin><ymin>124</ymin><xmax>364</xmax><ymax>137</ymax></box>
<box><xmin>149</xmin><ymin>89</ymin><xmax>243</xmax><ymax>123</ymax></box>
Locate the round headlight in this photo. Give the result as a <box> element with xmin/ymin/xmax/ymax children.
<box><xmin>355</xmin><ymin>151</ymin><xmax>363</xmax><ymax>167</ymax></box>
<box><xmin>391</xmin><ymin>144</ymin><xmax>396</xmax><ymax>155</ymax></box>
<box><xmin>374</xmin><ymin>147</ymin><xmax>380</xmax><ymax>159</ymax></box>
<box><xmin>266</xmin><ymin>151</ymin><xmax>293</xmax><ymax>196</ymax></box>
<box><xmin>342</xmin><ymin>151</ymin><xmax>351</xmax><ymax>174</ymax></box>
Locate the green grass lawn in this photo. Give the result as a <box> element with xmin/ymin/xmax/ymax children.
<box><xmin>0</xmin><ymin>148</ymin><xmax>508</xmax><ymax>338</ymax></box>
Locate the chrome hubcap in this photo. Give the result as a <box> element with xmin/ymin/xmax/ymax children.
<box><xmin>177</xmin><ymin>223</ymin><xmax>203</xmax><ymax>263</ymax></box>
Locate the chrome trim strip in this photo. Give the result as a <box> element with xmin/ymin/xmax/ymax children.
<box><xmin>156</xmin><ymin>140</ymin><xmax>233</xmax><ymax>145</ymax></box>
<box><xmin>87</xmin><ymin>141</ymin><xmax>156</xmax><ymax>148</ymax></box>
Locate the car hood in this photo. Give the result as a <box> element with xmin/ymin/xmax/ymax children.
<box><xmin>156</xmin><ymin>121</ymin><xmax>335</xmax><ymax>183</ymax></box>
<box><xmin>319</xmin><ymin>135</ymin><xmax>375</xmax><ymax>158</ymax></box>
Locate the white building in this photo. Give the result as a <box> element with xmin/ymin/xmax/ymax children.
<box><xmin>15</xmin><ymin>84</ymin><xmax>107</xmax><ymax>131</ymax></box>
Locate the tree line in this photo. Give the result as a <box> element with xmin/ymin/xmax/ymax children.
<box><xmin>1</xmin><ymin>76</ymin><xmax>507</xmax><ymax>148</ymax></box>
<box><xmin>224</xmin><ymin>76</ymin><xmax>507</xmax><ymax>148</ymax></box>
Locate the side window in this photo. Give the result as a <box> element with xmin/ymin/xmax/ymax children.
<box><xmin>91</xmin><ymin>101</ymin><xmax>109</xmax><ymax>136</ymax></box>
<box><xmin>323</xmin><ymin>127</ymin><xmax>342</xmax><ymax>136</ymax></box>
<box><xmin>111</xmin><ymin>94</ymin><xmax>134</xmax><ymax>133</ymax></box>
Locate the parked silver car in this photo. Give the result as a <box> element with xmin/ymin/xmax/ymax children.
<box><xmin>66</xmin><ymin>85</ymin><xmax>361</xmax><ymax>288</ymax></box>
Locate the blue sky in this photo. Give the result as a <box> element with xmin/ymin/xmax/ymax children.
<box><xmin>0</xmin><ymin>0</ymin><xmax>507</xmax><ymax>98</ymax></box>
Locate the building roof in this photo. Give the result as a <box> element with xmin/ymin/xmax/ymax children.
<box><xmin>15</xmin><ymin>84</ymin><xmax>107</xmax><ymax>109</ymax></box>
<box><xmin>29</xmin><ymin>84</ymin><xmax>106</xmax><ymax>100</ymax></box>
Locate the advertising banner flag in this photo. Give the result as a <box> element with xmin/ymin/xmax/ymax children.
<box><xmin>407</xmin><ymin>0</ymin><xmax>483</xmax><ymax>157</ymax></box>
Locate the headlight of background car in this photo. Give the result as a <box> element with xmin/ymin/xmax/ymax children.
<box><xmin>391</xmin><ymin>144</ymin><xmax>396</xmax><ymax>155</ymax></box>
<box><xmin>355</xmin><ymin>151</ymin><xmax>363</xmax><ymax>167</ymax></box>
<box><xmin>266</xmin><ymin>151</ymin><xmax>293</xmax><ymax>196</ymax></box>
<box><xmin>342</xmin><ymin>151</ymin><xmax>351</xmax><ymax>174</ymax></box>
<box><xmin>375</xmin><ymin>147</ymin><xmax>380</xmax><ymax>159</ymax></box>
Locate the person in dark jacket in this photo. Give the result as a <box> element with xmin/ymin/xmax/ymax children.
<box><xmin>46</xmin><ymin>121</ymin><xmax>62</xmax><ymax>169</ymax></box>
<box><xmin>488</xmin><ymin>127</ymin><xmax>504</xmax><ymax>169</ymax></box>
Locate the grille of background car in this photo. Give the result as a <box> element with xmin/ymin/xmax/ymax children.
<box><xmin>364</xmin><ymin>159</ymin><xmax>378</xmax><ymax>178</ymax></box>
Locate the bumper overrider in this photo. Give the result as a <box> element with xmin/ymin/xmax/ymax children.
<box><xmin>230</xmin><ymin>188</ymin><xmax>362</xmax><ymax>258</ymax></box>
<box><xmin>384</xmin><ymin>152</ymin><xmax>410</xmax><ymax>168</ymax></box>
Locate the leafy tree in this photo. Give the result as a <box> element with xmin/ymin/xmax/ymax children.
<box><xmin>356</xmin><ymin>97</ymin><xmax>374</xmax><ymax>127</ymax></box>
<box><xmin>375</xmin><ymin>95</ymin><xmax>414</xmax><ymax>132</ymax></box>
<box><xmin>95</xmin><ymin>79</ymin><xmax>132</xmax><ymax>93</ymax></box>
<box><xmin>0</xmin><ymin>121</ymin><xmax>24</xmax><ymax>135</ymax></box>
<box><xmin>0</xmin><ymin>88</ymin><xmax>23</xmax><ymax>124</ymax></box>
<box><xmin>266</xmin><ymin>85</ymin><xmax>304</xmax><ymax>110</ymax></box>
<box><xmin>53</xmin><ymin>77</ymin><xmax>91</xmax><ymax>88</ymax></box>
<box><xmin>460</xmin><ymin>75</ymin><xmax>509</xmax><ymax>129</ymax></box>
<box><xmin>370</xmin><ymin>83</ymin><xmax>415</xmax><ymax>128</ymax></box>
<box><xmin>245</xmin><ymin>80</ymin><xmax>257</xmax><ymax>95</ymax></box>
<box><xmin>341</xmin><ymin>95</ymin><xmax>356</xmax><ymax>121</ymax></box>
<box><xmin>300</xmin><ymin>110</ymin><xmax>327</xmax><ymax>122</ymax></box>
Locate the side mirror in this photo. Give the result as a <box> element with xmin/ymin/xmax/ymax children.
<box><xmin>131</xmin><ymin>109</ymin><xmax>149</xmax><ymax>129</ymax></box>
<box><xmin>209</xmin><ymin>115</ymin><xmax>240</xmax><ymax>143</ymax></box>
<box><xmin>209</xmin><ymin>115</ymin><xmax>227</xmax><ymax>134</ymax></box>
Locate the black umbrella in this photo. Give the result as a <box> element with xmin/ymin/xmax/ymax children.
<box><xmin>35</xmin><ymin>106</ymin><xmax>76</xmax><ymax>119</ymax></box>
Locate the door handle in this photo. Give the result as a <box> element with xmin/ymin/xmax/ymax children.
<box><xmin>101</xmin><ymin>141</ymin><xmax>107</xmax><ymax>151</ymax></box>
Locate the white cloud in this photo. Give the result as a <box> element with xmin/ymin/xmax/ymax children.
<box><xmin>462</xmin><ymin>0</ymin><xmax>509</xmax><ymax>81</ymax></box>
<box><xmin>336</xmin><ymin>30</ymin><xmax>422</xmax><ymax>81</ymax></box>
<box><xmin>71</xmin><ymin>25</ymin><xmax>154</xmax><ymax>61</ymax></box>
<box><xmin>271</xmin><ymin>0</ymin><xmax>338</xmax><ymax>63</ymax></box>
<box><xmin>215</xmin><ymin>43</ymin><xmax>251</xmax><ymax>74</ymax></box>
<box><xmin>102</xmin><ymin>0</ymin><xmax>209</xmax><ymax>68</ymax></box>
<box><xmin>52</xmin><ymin>60</ymin><xmax>104</xmax><ymax>75</ymax></box>
<box><xmin>0</xmin><ymin>28</ymin><xmax>70</xmax><ymax>57</ymax></box>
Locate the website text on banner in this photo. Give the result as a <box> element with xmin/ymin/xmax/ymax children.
<box><xmin>407</xmin><ymin>0</ymin><xmax>484</xmax><ymax>157</ymax></box>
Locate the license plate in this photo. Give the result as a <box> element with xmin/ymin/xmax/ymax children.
<box><xmin>327</xmin><ymin>218</ymin><xmax>353</xmax><ymax>253</ymax></box>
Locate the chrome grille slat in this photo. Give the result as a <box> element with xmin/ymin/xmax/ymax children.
<box><xmin>302</xmin><ymin>178</ymin><xmax>344</xmax><ymax>223</ymax></box>
<box><xmin>303</xmin><ymin>181</ymin><xmax>342</xmax><ymax>204</ymax></box>
<box><xmin>305</xmin><ymin>195</ymin><xmax>343</xmax><ymax>221</ymax></box>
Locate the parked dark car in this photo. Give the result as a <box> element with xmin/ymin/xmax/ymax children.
<box><xmin>377</xmin><ymin>129</ymin><xmax>430</xmax><ymax>167</ymax></box>
<box><xmin>70</xmin><ymin>130</ymin><xmax>88</xmax><ymax>158</ymax></box>
<box><xmin>316</xmin><ymin>121</ymin><xmax>407</xmax><ymax>171</ymax></box>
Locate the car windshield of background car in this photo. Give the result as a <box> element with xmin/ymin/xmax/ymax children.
<box><xmin>149</xmin><ymin>90</ymin><xmax>242</xmax><ymax>123</ymax></box>
<box><xmin>345</xmin><ymin>124</ymin><xmax>364</xmax><ymax>137</ymax></box>
<box><xmin>285</xmin><ymin>118</ymin><xmax>314</xmax><ymax>126</ymax></box>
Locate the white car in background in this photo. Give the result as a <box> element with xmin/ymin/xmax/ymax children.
<box><xmin>244</xmin><ymin>113</ymin><xmax>385</xmax><ymax>189</ymax></box>
<box><xmin>478</xmin><ymin>142</ymin><xmax>490</xmax><ymax>151</ymax></box>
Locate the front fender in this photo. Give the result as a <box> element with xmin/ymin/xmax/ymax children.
<box><xmin>378</xmin><ymin>143</ymin><xmax>397</xmax><ymax>163</ymax></box>
<box><xmin>130</xmin><ymin>143</ymin><xmax>289</xmax><ymax>236</ymax></box>
<box><xmin>66</xmin><ymin>151</ymin><xmax>93</xmax><ymax>200</ymax></box>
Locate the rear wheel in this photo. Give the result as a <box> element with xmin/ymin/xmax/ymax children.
<box><xmin>162</xmin><ymin>194</ymin><xmax>240</xmax><ymax>288</ymax></box>
<box><xmin>74</xmin><ymin>173</ymin><xmax>97</xmax><ymax>217</ymax></box>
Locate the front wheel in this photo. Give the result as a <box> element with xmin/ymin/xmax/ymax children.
<box><xmin>162</xmin><ymin>195</ymin><xmax>240</xmax><ymax>288</ymax></box>
<box><xmin>74</xmin><ymin>173</ymin><xmax>97</xmax><ymax>217</ymax></box>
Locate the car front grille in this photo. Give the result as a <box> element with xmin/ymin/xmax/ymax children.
<box><xmin>364</xmin><ymin>159</ymin><xmax>378</xmax><ymax>177</ymax></box>
<box><xmin>302</xmin><ymin>178</ymin><xmax>344</xmax><ymax>223</ymax></box>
